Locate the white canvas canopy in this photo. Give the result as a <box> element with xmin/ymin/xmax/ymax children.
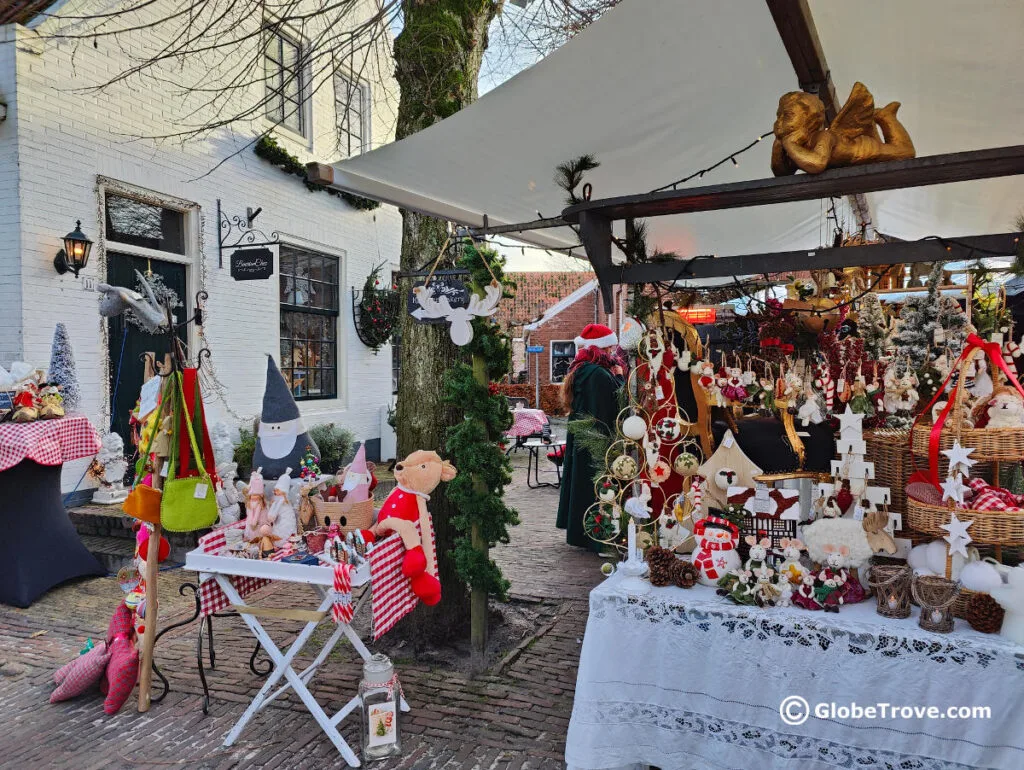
<box><xmin>325</xmin><ymin>0</ymin><xmax>1024</xmax><ymax>262</ymax></box>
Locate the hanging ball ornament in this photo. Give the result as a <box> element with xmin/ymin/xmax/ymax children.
<box><xmin>622</xmin><ymin>415</ymin><xmax>648</xmax><ymax>441</ymax></box>
<box><xmin>619</xmin><ymin>316</ymin><xmax>646</xmax><ymax>352</ymax></box>
<box><xmin>673</xmin><ymin>451</ymin><xmax>700</xmax><ymax>476</ymax></box>
<box><xmin>597</xmin><ymin>477</ymin><xmax>618</xmax><ymax>503</ymax></box>
<box><xmin>655</xmin><ymin>416</ymin><xmax>682</xmax><ymax>442</ymax></box>
<box><xmin>611</xmin><ymin>454</ymin><xmax>639</xmax><ymax>481</ymax></box>
<box><xmin>650</xmin><ymin>459</ymin><xmax>672</xmax><ymax>485</ymax></box>
<box><xmin>600</xmin><ymin>562</ymin><xmax>615</xmax><ymax>577</ymax></box>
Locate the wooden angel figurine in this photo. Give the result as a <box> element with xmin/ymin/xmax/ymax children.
<box><xmin>771</xmin><ymin>82</ymin><xmax>915</xmax><ymax>176</ymax></box>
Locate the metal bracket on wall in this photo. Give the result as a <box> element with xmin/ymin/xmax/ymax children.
<box><xmin>217</xmin><ymin>198</ymin><xmax>280</xmax><ymax>267</ymax></box>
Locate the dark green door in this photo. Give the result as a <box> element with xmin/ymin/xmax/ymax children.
<box><xmin>106</xmin><ymin>252</ymin><xmax>188</xmax><ymax>443</ymax></box>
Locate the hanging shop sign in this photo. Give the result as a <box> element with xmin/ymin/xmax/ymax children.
<box><xmin>230</xmin><ymin>248</ymin><xmax>274</xmax><ymax>281</ymax></box>
<box><xmin>408</xmin><ymin>275</ymin><xmax>470</xmax><ymax>325</ymax></box>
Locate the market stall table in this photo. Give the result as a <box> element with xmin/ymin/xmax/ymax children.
<box><xmin>185</xmin><ymin>544</ymin><xmax>410</xmax><ymax>767</ymax></box>
<box><xmin>505</xmin><ymin>407</ymin><xmax>549</xmax><ymax>453</ymax></box>
<box><xmin>0</xmin><ymin>414</ymin><xmax>104</xmax><ymax>607</ymax></box>
<box><xmin>523</xmin><ymin>437</ymin><xmax>565</xmax><ymax>489</ymax></box>
<box><xmin>566</xmin><ymin>571</ymin><xmax>1024</xmax><ymax>770</ymax></box>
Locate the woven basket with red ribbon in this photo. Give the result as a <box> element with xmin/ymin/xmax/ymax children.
<box><xmin>905</xmin><ymin>333</ymin><xmax>1024</xmax><ymax>549</ymax></box>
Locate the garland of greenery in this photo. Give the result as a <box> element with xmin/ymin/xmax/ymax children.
<box><xmin>254</xmin><ymin>135</ymin><xmax>380</xmax><ymax>211</ymax></box>
<box><xmin>356</xmin><ymin>263</ymin><xmax>401</xmax><ymax>353</ymax></box>
<box><xmin>442</xmin><ymin>241</ymin><xmax>519</xmax><ymax>600</ymax></box>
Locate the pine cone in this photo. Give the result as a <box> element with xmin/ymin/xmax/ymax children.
<box><xmin>647</xmin><ymin>546</ymin><xmax>678</xmax><ymax>587</ymax></box>
<box><xmin>674</xmin><ymin>560</ymin><xmax>699</xmax><ymax>589</ymax></box>
<box><xmin>965</xmin><ymin>592</ymin><xmax>1004</xmax><ymax>634</ymax></box>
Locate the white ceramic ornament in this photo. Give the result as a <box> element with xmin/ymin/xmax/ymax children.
<box><xmin>621</xmin><ymin>415</ymin><xmax>648</xmax><ymax>441</ymax></box>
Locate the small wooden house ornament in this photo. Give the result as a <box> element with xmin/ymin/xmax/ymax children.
<box><xmin>695</xmin><ymin>430</ymin><xmax>763</xmax><ymax>510</ymax></box>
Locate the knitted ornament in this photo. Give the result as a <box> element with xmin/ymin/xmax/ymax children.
<box><xmin>965</xmin><ymin>592</ymin><xmax>1005</xmax><ymax>634</ymax></box>
<box><xmin>674</xmin><ymin>560</ymin><xmax>699</xmax><ymax>589</ymax></box>
<box><xmin>647</xmin><ymin>546</ymin><xmax>679</xmax><ymax>587</ymax></box>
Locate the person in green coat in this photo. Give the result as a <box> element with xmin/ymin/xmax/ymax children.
<box><xmin>556</xmin><ymin>324</ymin><xmax>624</xmax><ymax>552</ymax></box>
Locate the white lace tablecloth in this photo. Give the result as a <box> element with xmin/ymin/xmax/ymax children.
<box><xmin>566</xmin><ymin>572</ymin><xmax>1024</xmax><ymax>770</ymax></box>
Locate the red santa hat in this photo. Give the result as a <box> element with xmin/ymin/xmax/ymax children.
<box><xmin>574</xmin><ymin>323</ymin><xmax>618</xmax><ymax>350</ymax></box>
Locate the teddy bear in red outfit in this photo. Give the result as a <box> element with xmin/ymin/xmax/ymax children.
<box><xmin>360</xmin><ymin>450</ymin><xmax>457</xmax><ymax>606</ymax></box>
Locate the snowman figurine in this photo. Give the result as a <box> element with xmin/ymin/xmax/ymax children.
<box><xmin>691</xmin><ymin>515</ymin><xmax>741</xmax><ymax>586</ymax></box>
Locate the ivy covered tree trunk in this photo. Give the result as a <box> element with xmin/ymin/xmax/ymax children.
<box><xmin>393</xmin><ymin>0</ymin><xmax>503</xmax><ymax>642</ymax></box>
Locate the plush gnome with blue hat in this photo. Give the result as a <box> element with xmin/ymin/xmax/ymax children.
<box><xmin>252</xmin><ymin>355</ymin><xmax>320</xmax><ymax>479</ymax></box>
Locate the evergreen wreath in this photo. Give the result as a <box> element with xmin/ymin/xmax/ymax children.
<box><xmin>355</xmin><ymin>263</ymin><xmax>400</xmax><ymax>353</ymax></box>
<box><xmin>442</xmin><ymin>242</ymin><xmax>519</xmax><ymax>600</ymax></box>
<box><xmin>126</xmin><ymin>272</ymin><xmax>180</xmax><ymax>333</ymax></box>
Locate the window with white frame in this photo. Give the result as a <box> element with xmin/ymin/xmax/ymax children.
<box><xmin>265</xmin><ymin>27</ymin><xmax>306</xmax><ymax>136</ymax></box>
<box><xmin>279</xmin><ymin>245</ymin><xmax>340</xmax><ymax>400</ymax></box>
<box><xmin>335</xmin><ymin>73</ymin><xmax>370</xmax><ymax>157</ymax></box>
<box><xmin>550</xmin><ymin>341</ymin><xmax>576</xmax><ymax>383</ymax></box>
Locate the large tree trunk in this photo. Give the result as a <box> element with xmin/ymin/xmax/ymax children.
<box><xmin>392</xmin><ymin>0</ymin><xmax>502</xmax><ymax>643</ymax></box>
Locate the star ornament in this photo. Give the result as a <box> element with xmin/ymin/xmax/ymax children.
<box><xmin>941</xmin><ymin>513</ymin><xmax>974</xmax><ymax>558</ymax></box>
<box><xmin>942</xmin><ymin>441</ymin><xmax>977</xmax><ymax>476</ymax></box>
<box><xmin>940</xmin><ymin>475</ymin><xmax>968</xmax><ymax>506</ymax></box>
<box><xmin>837</xmin><ymin>405</ymin><xmax>865</xmax><ymax>436</ymax></box>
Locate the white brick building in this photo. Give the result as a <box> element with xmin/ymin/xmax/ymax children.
<box><xmin>0</xmin><ymin>1</ymin><xmax>402</xmax><ymax>498</ymax></box>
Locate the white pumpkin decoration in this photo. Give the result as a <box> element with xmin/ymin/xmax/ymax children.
<box><xmin>621</xmin><ymin>415</ymin><xmax>648</xmax><ymax>441</ymax></box>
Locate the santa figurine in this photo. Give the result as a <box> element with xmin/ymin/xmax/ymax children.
<box><xmin>691</xmin><ymin>515</ymin><xmax>741</xmax><ymax>586</ymax></box>
<box><xmin>339</xmin><ymin>443</ymin><xmax>376</xmax><ymax>503</ymax></box>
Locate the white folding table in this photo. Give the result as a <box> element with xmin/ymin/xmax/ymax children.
<box><xmin>185</xmin><ymin>548</ymin><xmax>410</xmax><ymax>767</ymax></box>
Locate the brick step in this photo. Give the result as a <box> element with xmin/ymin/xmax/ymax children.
<box><xmin>68</xmin><ymin>504</ymin><xmax>204</xmax><ymax>551</ymax></box>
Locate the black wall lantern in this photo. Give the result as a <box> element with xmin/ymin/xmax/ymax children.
<box><xmin>53</xmin><ymin>220</ymin><xmax>93</xmax><ymax>277</ymax></box>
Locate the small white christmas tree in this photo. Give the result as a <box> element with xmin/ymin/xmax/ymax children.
<box><xmin>48</xmin><ymin>323</ymin><xmax>81</xmax><ymax>411</ymax></box>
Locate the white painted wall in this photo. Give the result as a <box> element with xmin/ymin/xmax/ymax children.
<box><xmin>2</xmin><ymin>1</ymin><xmax>402</xmax><ymax>492</ymax></box>
<box><xmin>0</xmin><ymin>25</ymin><xmax>22</xmax><ymax>364</ymax></box>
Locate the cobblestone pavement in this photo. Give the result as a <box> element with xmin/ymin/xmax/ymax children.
<box><xmin>0</xmin><ymin>450</ymin><xmax>602</xmax><ymax>769</ymax></box>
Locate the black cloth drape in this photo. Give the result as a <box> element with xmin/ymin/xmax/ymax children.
<box><xmin>556</xmin><ymin>363</ymin><xmax>620</xmax><ymax>552</ymax></box>
<box><xmin>0</xmin><ymin>460</ymin><xmax>105</xmax><ymax>607</ymax></box>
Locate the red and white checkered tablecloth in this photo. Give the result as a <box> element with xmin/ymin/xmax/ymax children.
<box><xmin>196</xmin><ymin>519</ymin><xmax>429</xmax><ymax>639</ymax></box>
<box><xmin>0</xmin><ymin>413</ymin><xmax>101</xmax><ymax>472</ymax></box>
<box><xmin>506</xmin><ymin>408</ymin><xmax>548</xmax><ymax>438</ymax></box>
<box><xmin>196</xmin><ymin>522</ymin><xmax>284</xmax><ymax>617</ymax></box>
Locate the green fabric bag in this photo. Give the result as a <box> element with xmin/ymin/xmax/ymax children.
<box><xmin>161</xmin><ymin>371</ymin><xmax>218</xmax><ymax>533</ymax></box>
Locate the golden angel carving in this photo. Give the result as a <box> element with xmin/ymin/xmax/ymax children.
<box><xmin>771</xmin><ymin>82</ymin><xmax>915</xmax><ymax>176</ymax></box>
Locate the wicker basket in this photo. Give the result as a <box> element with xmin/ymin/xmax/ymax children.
<box><xmin>865</xmin><ymin>429</ymin><xmax>911</xmax><ymax>515</ymax></box>
<box><xmin>905</xmin><ymin>496</ymin><xmax>1024</xmax><ymax>545</ymax></box>
<box><xmin>311</xmin><ymin>497</ymin><xmax>375</xmax><ymax>534</ymax></box>
<box><xmin>911</xmin><ymin>423</ymin><xmax>1024</xmax><ymax>462</ymax></box>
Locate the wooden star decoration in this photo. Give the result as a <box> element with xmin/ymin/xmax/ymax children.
<box><xmin>942</xmin><ymin>440</ymin><xmax>977</xmax><ymax>476</ymax></box>
<box><xmin>941</xmin><ymin>513</ymin><xmax>974</xmax><ymax>558</ymax></box>
<box><xmin>940</xmin><ymin>475</ymin><xmax>968</xmax><ymax>506</ymax></box>
<box><xmin>836</xmin><ymin>405</ymin><xmax>865</xmax><ymax>436</ymax></box>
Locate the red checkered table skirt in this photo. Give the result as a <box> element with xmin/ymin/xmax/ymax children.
<box><xmin>0</xmin><ymin>414</ymin><xmax>100</xmax><ymax>472</ymax></box>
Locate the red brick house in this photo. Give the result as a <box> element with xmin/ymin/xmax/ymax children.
<box><xmin>497</xmin><ymin>274</ymin><xmax>625</xmax><ymax>386</ymax></box>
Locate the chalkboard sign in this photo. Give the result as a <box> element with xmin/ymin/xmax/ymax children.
<box><xmin>230</xmin><ymin>248</ymin><xmax>274</xmax><ymax>280</ymax></box>
<box><xmin>408</xmin><ymin>276</ymin><xmax>470</xmax><ymax>324</ymax></box>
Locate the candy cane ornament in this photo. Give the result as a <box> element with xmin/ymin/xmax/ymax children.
<box><xmin>814</xmin><ymin>363</ymin><xmax>835</xmax><ymax>410</ymax></box>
